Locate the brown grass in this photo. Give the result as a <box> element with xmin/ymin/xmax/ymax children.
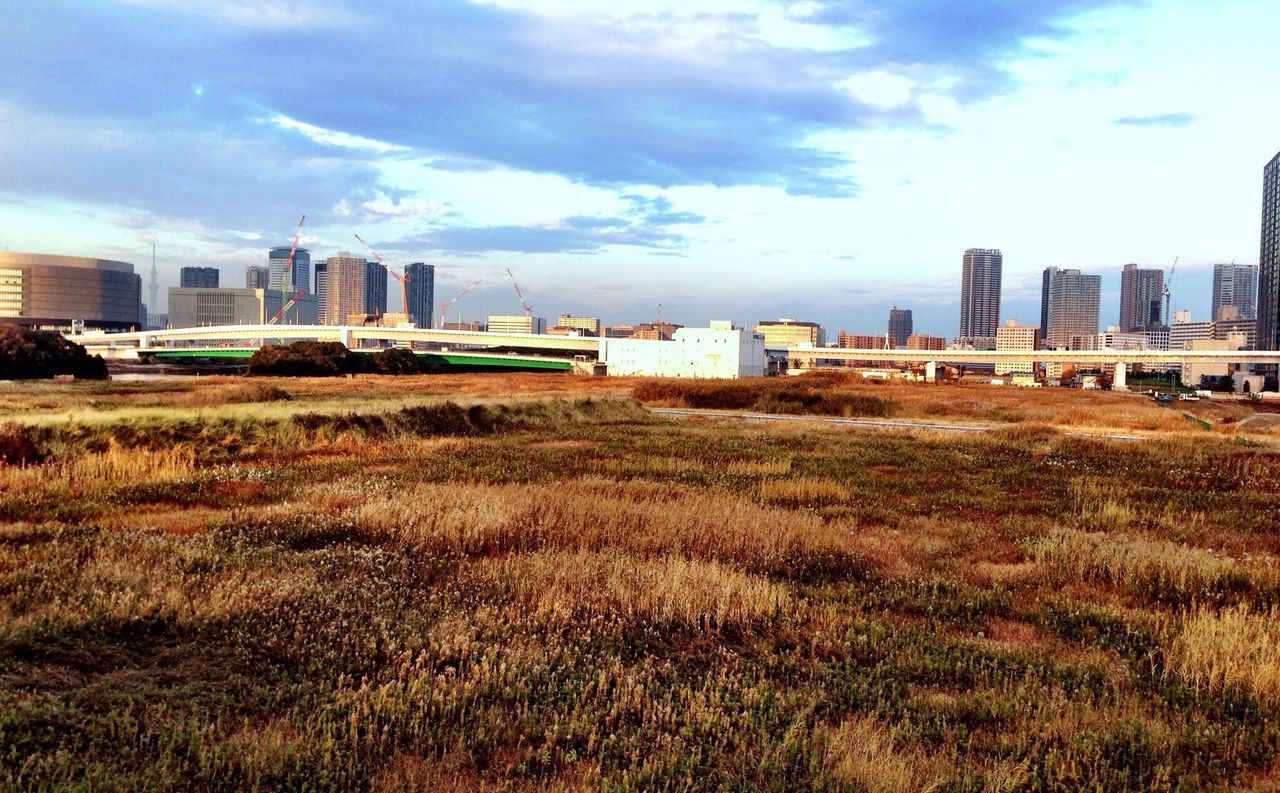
<box><xmin>1169</xmin><ymin>605</ymin><xmax>1280</xmax><ymax>708</ymax></box>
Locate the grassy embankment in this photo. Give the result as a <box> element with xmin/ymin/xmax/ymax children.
<box><xmin>2</xmin><ymin>374</ymin><xmax>1280</xmax><ymax>790</ymax></box>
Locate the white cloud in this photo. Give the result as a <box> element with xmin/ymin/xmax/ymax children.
<box><xmin>267</xmin><ymin>113</ymin><xmax>407</xmax><ymax>154</ymax></box>
<box><xmin>841</xmin><ymin>71</ymin><xmax>915</xmax><ymax>108</ymax></box>
<box><xmin>360</xmin><ymin>196</ymin><xmax>442</xmax><ymax>223</ymax></box>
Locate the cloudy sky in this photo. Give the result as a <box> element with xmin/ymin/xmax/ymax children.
<box><xmin>1</xmin><ymin>0</ymin><xmax>1277</xmax><ymax>335</ymax></box>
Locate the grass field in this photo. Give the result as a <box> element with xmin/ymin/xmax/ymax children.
<box><xmin>3</xmin><ymin>373</ymin><xmax>1280</xmax><ymax>790</ymax></box>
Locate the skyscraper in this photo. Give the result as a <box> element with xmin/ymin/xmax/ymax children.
<box><xmin>179</xmin><ymin>266</ymin><xmax>219</xmax><ymax>289</ymax></box>
<box><xmin>404</xmin><ymin>262</ymin><xmax>435</xmax><ymax>328</ymax></box>
<box><xmin>959</xmin><ymin>248</ymin><xmax>1002</xmax><ymax>342</ymax></box>
<box><xmin>364</xmin><ymin>260</ymin><xmax>388</xmax><ymax>317</ymax></box>
<box><xmin>323</xmin><ymin>252</ymin><xmax>367</xmax><ymax>325</ymax></box>
<box><xmin>245</xmin><ymin>265</ymin><xmax>268</xmax><ymax>290</ymax></box>
<box><xmin>887</xmin><ymin>306</ymin><xmax>912</xmax><ymax>348</ymax></box>
<box><xmin>268</xmin><ymin>246</ymin><xmax>311</xmax><ymax>295</ymax></box>
<box><xmin>1041</xmin><ymin>267</ymin><xmax>1101</xmax><ymax>349</ymax></box>
<box><xmin>1119</xmin><ymin>263</ymin><xmax>1164</xmax><ymax>332</ymax></box>
<box><xmin>1261</xmin><ymin>150</ymin><xmax>1280</xmax><ymax>352</ymax></box>
<box><xmin>1212</xmin><ymin>263</ymin><xmax>1258</xmax><ymax>321</ymax></box>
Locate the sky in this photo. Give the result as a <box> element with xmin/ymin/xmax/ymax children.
<box><xmin>1</xmin><ymin>0</ymin><xmax>1278</xmax><ymax>336</ymax></box>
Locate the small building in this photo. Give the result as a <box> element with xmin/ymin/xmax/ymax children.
<box><xmin>754</xmin><ymin>318</ymin><xmax>825</xmax><ymax>348</ymax></box>
<box><xmin>601</xmin><ymin>321</ymin><xmax>765</xmax><ymax>378</ymax></box>
<box><xmin>487</xmin><ymin>315</ymin><xmax>547</xmax><ymax>334</ymax></box>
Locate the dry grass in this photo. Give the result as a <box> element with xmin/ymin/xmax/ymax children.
<box><xmin>0</xmin><ymin>445</ymin><xmax>195</xmax><ymax>495</ymax></box>
<box><xmin>1027</xmin><ymin>526</ymin><xmax>1274</xmax><ymax>601</ymax></box>
<box><xmin>345</xmin><ymin>477</ymin><xmax>856</xmax><ymax>577</ymax></box>
<box><xmin>475</xmin><ymin>550</ymin><xmax>791</xmax><ymax>630</ymax></box>
<box><xmin>1169</xmin><ymin>605</ymin><xmax>1280</xmax><ymax>708</ymax></box>
<box><xmin>821</xmin><ymin>716</ymin><xmax>947</xmax><ymax>793</ymax></box>
<box><xmin>758</xmin><ymin>476</ymin><xmax>850</xmax><ymax>506</ymax></box>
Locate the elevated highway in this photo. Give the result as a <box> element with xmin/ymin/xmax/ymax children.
<box><xmin>71</xmin><ymin>324</ymin><xmax>1280</xmax><ymax>386</ymax></box>
<box><xmin>75</xmin><ymin>324</ymin><xmax>601</xmax><ymax>359</ymax></box>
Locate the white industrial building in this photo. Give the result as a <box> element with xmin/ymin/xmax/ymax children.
<box><xmin>601</xmin><ymin>321</ymin><xmax>765</xmax><ymax>378</ymax></box>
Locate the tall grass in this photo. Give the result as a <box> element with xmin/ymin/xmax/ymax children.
<box><xmin>1169</xmin><ymin>604</ymin><xmax>1280</xmax><ymax>708</ymax></box>
<box><xmin>475</xmin><ymin>550</ymin><xmax>791</xmax><ymax>630</ymax></box>
<box><xmin>1027</xmin><ymin>526</ymin><xmax>1270</xmax><ymax>602</ymax></box>
<box><xmin>345</xmin><ymin>477</ymin><xmax>861</xmax><ymax>580</ymax></box>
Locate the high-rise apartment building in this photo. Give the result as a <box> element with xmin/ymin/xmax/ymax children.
<box><xmin>179</xmin><ymin>266</ymin><xmax>219</xmax><ymax>289</ymax></box>
<box><xmin>268</xmin><ymin>246</ymin><xmax>311</xmax><ymax>296</ymax></box>
<box><xmin>322</xmin><ymin>253</ymin><xmax>367</xmax><ymax>326</ymax></box>
<box><xmin>1041</xmin><ymin>267</ymin><xmax>1101</xmax><ymax>349</ymax></box>
<box><xmin>994</xmin><ymin>319</ymin><xmax>1040</xmax><ymax>375</ymax></box>
<box><xmin>887</xmin><ymin>306</ymin><xmax>912</xmax><ymax>348</ymax></box>
<box><xmin>1212</xmin><ymin>263</ymin><xmax>1258</xmax><ymax>321</ymax></box>
<box><xmin>1119</xmin><ymin>263</ymin><xmax>1164</xmax><ymax>331</ymax></box>
<box><xmin>1258</xmin><ymin>151</ymin><xmax>1280</xmax><ymax>353</ymax></box>
<box><xmin>404</xmin><ymin>262</ymin><xmax>435</xmax><ymax>328</ymax></box>
<box><xmin>959</xmin><ymin>248</ymin><xmax>1002</xmax><ymax>342</ymax></box>
<box><xmin>364</xmin><ymin>260</ymin><xmax>388</xmax><ymax>317</ymax></box>
<box><xmin>245</xmin><ymin>265</ymin><xmax>268</xmax><ymax>290</ymax></box>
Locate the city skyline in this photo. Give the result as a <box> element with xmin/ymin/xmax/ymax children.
<box><xmin>1</xmin><ymin>1</ymin><xmax>1277</xmax><ymax>335</ymax></box>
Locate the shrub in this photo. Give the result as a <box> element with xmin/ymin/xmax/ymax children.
<box><xmin>0</xmin><ymin>422</ymin><xmax>47</xmax><ymax>466</ymax></box>
<box><xmin>0</xmin><ymin>324</ymin><xmax>108</xmax><ymax>380</ymax></box>
<box><xmin>248</xmin><ymin>341</ymin><xmax>366</xmax><ymax>377</ymax></box>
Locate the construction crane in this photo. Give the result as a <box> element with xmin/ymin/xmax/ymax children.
<box><xmin>353</xmin><ymin>233</ymin><xmax>409</xmax><ymax>323</ymax></box>
<box><xmin>278</xmin><ymin>214</ymin><xmax>306</xmax><ymax>324</ymax></box>
<box><xmin>267</xmin><ymin>289</ymin><xmax>305</xmax><ymax>325</ymax></box>
<box><xmin>1163</xmin><ymin>256</ymin><xmax>1179</xmax><ymax>325</ymax></box>
<box><xmin>438</xmin><ymin>278</ymin><xmax>483</xmax><ymax>329</ymax></box>
<box><xmin>506</xmin><ymin>268</ymin><xmax>532</xmax><ymax>319</ymax></box>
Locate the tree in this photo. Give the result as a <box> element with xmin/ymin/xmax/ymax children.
<box><xmin>0</xmin><ymin>325</ymin><xmax>108</xmax><ymax>380</ymax></box>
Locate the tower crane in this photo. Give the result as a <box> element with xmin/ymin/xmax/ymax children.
<box><xmin>507</xmin><ymin>268</ymin><xmax>532</xmax><ymax>319</ymax></box>
<box><xmin>353</xmin><ymin>233</ymin><xmax>409</xmax><ymax>323</ymax></box>
<box><xmin>278</xmin><ymin>214</ymin><xmax>306</xmax><ymax>324</ymax></box>
<box><xmin>438</xmin><ymin>278</ymin><xmax>483</xmax><ymax>329</ymax></box>
<box><xmin>1163</xmin><ymin>256</ymin><xmax>1179</xmax><ymax>325</ymax></box>
<box><xmin>267</xmin><ymin>289</ymin><xmax>305</xmax><ymax>325</ymax></box>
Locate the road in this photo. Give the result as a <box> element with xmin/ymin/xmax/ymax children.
<box><xmin>646</xmin><ymin>407</ymin><xmax>1147</xmax><ymax>442</ymax></box>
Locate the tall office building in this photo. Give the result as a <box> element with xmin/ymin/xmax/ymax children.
<box><xmin>959</xmin><ymin>248</ymin><xmax>1002</xmax><ymax>342</ymax></box>
<box><xmin>1212</xmin><ymin>263</ymin><xmax>1258</xmax><ymax>321</ymax></box>
<box><xmin>323</xmin><ymin>253</ymin><xmax>367</xmax><ymax>325</ymax></box>
<box><xmin>1041</xmin><ymin>267</ymin><xmax>1101</xmax><ymax>349</ymax></box>
<box><xmin>245</xmin><ymin>265</ymin><xmax>268</xmax><ymax>290</ymax></box>
<box><xmin>887</xmin><ymin>306</ymin><xmax>913</xmax><ymax>348</ymax></box>
<box><xmin>364</xmin><ymin>260</ymin><xmax>388</xmax><ymax>317</ymax></box>
<box><xmin>179</xmin><ymin>266</ymin><xmax>219</xmax><ymax>289</ymax></box>
<box><xmin>1261</xmin><ymin>151</ymin><xmax>1280</xmax><ymax>353</ymax></box>
<box><xmin>404</xmin><ymin>262</ymin><xmax>435</xmax><ymax>328</ymax></box>
<box><xmin>1119</xmin><ymin>263</ymin><xmax>1164</xmax><ymax>331</ymax></box>
<box><xmin>268</xmin><ymin>246</ymin><xmax>311</xmax><ymax>295</ymax></box>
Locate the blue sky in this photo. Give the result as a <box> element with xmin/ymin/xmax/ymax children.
<box><xmin>1</xmin><ymin>0</ymin><xmax>1277</xmax><ymax>336</ymax></box>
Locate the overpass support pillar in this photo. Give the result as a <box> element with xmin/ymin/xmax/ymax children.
<box><xmin>138</xmin><ymin>333</ymin><xmax>151</xmax><ymax>350</ymax></box>
<box><xmin>338</xmin><ymin>327</ymin><xmax>354</xmax><ymax>349</ymax></box>
<box><xmin>925</xmin><ymin>360</ymin><xmax>937</xmax><ymax>383</ymax></box>
<box><xmin>1113</xmin><ymin>362</ymin><xmax>1127</xmax><ymax>391</ymax></box>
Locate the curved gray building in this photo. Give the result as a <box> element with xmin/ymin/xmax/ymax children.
<box><xmin>0</xmin><ymin>252</ymin><xmax>142</xmax><ymax>331</ymax></box>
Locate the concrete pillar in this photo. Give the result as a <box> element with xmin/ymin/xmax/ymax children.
<box><xmin>1113</xmin><ymin>361</ymin><xmax>1127</xmax><ymax>391</ymax></box>
<box><xmin>338</xmin><ymin>326</ymin><xmax>354</xmax><ymax>349</ymax></box>
<box><xmin>925</xmin><ymin>360</ymin><xmax>937</xmax><ymax>383</ymax></box>
<box><xmin>138</xmin><ymin>333</ymin><xmax>151</xmax><ymax>350</ymax></box>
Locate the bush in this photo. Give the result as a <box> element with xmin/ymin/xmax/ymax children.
<box><xmin>632</xmin><ymin>378</ymin><xmax>898</xmax><ymax>418</ymax></box>
<box><xmin>249</xmin><ymin>342</ymin><xmax>435</xmax><ymax>377</ymax></box>
<box><xmin>0</xmin><ymin>421</ymin><xmax>47</xmax><ymax>465</ymax></box>
<box><xmin>0</xmin><ymin>325</ymin><xmax>109</xmax><ymax>380</ymax></box>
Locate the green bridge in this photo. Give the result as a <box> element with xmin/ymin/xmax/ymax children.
<box><xmin>149</xmin><ymin>348</ymin><xmax>574</xmax><ymax>372</ymax></box>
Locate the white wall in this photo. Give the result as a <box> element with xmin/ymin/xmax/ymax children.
<box><xmin>601</xmin><ymin>322</ymin><xmax>765</xmax><ymax>378</ymax></box>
